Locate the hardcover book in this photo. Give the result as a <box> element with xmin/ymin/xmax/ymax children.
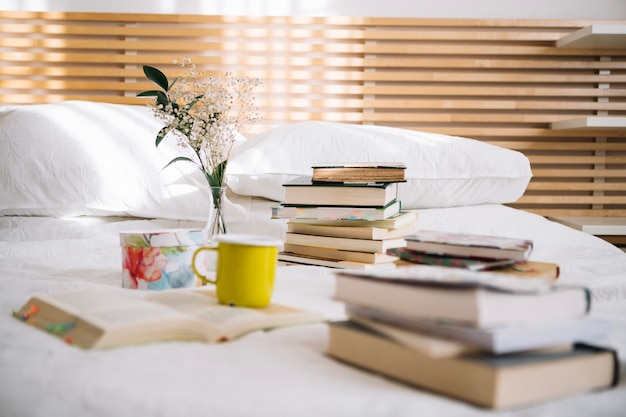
<box><xmin>13</xmin><ymin>288</ymin><xmax>325</xmax><ymax>349</ymax></box>
<box><xmin>283</xmin><ymin>176</ymin><xmax>399</xmax><ymax>207</ymax></box>
<box><xmin>333</xmin><ymin>265</ymin><xmax>590</xmax><ymax>328</ymax></box>
<box><xmin>405</xmin><ymin>230</ymin><xmax>533</xmax><ymax>261</ymax></box>
<box><xmin>327</xmin><ymin>321</ymin><xmax>619</xmax><ymax>409</ymax></box>
<box><xmin>311</xmin><ymin>162</ymin><xmax>406</xmax><ymax>183</ymax></box>
<box><xmin>271</xmin><ymin>199</ymin><xmax>402</xmax><ymax>221</ymax></box>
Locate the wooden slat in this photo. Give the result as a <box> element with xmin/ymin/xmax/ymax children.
<box><xmin>527</xmin><ymin>182</ymin><xmax>626</xmax><ymax>191</ymax></box>
<box><xmin>528</xmin><ymin>155</ymin><xmax>626</xmax><ymax>164</ymax></box>
<box><xmin>365</xmin><ymin>58</ymin><xmax>626</xmax><ymax>70</ymax></box>
<box><xmin>531</xmin><ymin>169</ymin><xmax>626</xmax><ymax>178</ymax></box>
<box><xmin>361</xmin><ymin>113</ymin><xmax>624</xmax><ymax>124</ymax></box>
<box><xmin>363</xmin><ymin>44</ymin><xmax>626</xmax><ymax>56</ymax></box>
<box><xmin>516</xmin><ymin>196</ymin><xmax>626</xmax><ymax>204</ymax></box>
<box><xmin>0</xmin><ymin>11</ymin><xmax>624</xmax><ymax>217</ymax></box>
<box><xmin>363</xmin><ymin>100</ymin><xmax>626</xmax><ymax>111</ymax></box>
<box><xmin>361</xmin><ymin>85</ymin><xmax>625</xmax><ymax>97</ymax></box>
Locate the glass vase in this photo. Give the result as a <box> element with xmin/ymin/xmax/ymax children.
<box><xmin>205</xmin><ymin>185</ymin><xmax>227</xmax><ymax>245</ymax></box>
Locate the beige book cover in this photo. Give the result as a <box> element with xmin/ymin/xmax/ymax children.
<box><xmin>327</xmin><ymin>321</ymin><xmax>618</xmax><ymax>409</ymax></box>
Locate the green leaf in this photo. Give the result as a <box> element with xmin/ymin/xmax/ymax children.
<box><xmin>154</xmin><ymin>91</ymin><xmax>169</xmax><ymax>107</ymax></box>
<box><xmin>206</xmin><ymin>160</ymin><xmax>228</xmax><ymax>188</ymax></box>
<box><xmin>137</xmin><ymin>90</ymin><xmax>169</xmax><ymax>108</ymax></box>
<box><xmin>137</xmin><ymin>90</ymin><xmax>161</xmax><ymax>97</ymax></box>
<box><xmin>143</xmin><ymin>65</ymin><xmax>170</xmax><ymax>91</ymax></box>
<box><xmin>169</xmin><ymin>76</ymin><xmax>181</xmax><ymax>90</ymax></box>
<box><xmin>162</xmin><ymin>156</ymin><xmax>196</xmax><ymax>171</ymax></box>
<box><xmin>155</xmin><ymin>126</ymin><xmax>171</xmax><ymax>147</ymax></box>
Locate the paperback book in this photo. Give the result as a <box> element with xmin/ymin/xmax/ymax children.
<box><xmin>13</xmin><ymin>288</ymin><xmax>325</xmax><ymax>349</ymax></box>
<box><xmin>388</xmin><ymin>247</ymin><xmax>560</xmax><ymax>280</ymax></box>
<box><xmin>287</xmin><ymin>210</ymin><xmax>417</xmax><ymax>228</ymax></box>
<box><xmin>284</xmin><ymin>243</ymin><xmax>399</xmax><ymax>264</ymax></box>
<box><xmin>405</xmin><ymin>230</ymin><xmax>533</xmax><ymax>261</ymax></box>
<box><xmin>346</xmin><ymin>304</ymin><xmax>611</xmax><ymax>354</ymax></box>
<box><xmin>285</xmin><ymin>232</ymin><xmax>407</xmax><ymax>253</ymax></box>
<box><xmin>334</xmin><ymin>265</ymin><xmax>590</xmax><ymax>328</ymax></box>
<box><xmin>278</xmin><ymin>252</ymin><xmax>396</xmax><ymax>271</ymax></box>
<box><xmin>387</xmin><ymin>247</ymin><xmax>518</xmax><ymax>271</ymax></box>
<box><xmin>288</xmin><ymin>222</ymin><xmax>415</xmax><ymax>240</ymax></box>
<box><xmin>327</xmin><ymin>321</ymin><xmax>618</xmax><ymax>409</ymax></box>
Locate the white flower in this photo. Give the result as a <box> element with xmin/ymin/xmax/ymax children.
<box><xmin>139</xmin><ymin>58</ymin><xmax>261</xmax><ymax>188</ymax></box>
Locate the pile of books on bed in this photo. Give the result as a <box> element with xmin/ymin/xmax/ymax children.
<box><xmin>272</xmin><ymin>163</ymin><xmax>416</xmax><ymax>270</ymax></box>
<box><xmin>326</xmin><ymin>261</ymin><xmax>618</xmax><ymax>409</ymax></box>
<box><xmin>388</xmin><ymin>229</ymin><xmax>561</xmax><ymax>280</ymax></box>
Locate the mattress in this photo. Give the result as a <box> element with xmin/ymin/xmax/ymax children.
<box><xmin>1</xmin><ymin>201</ymin><xmax>625</xmax><ymax>417</ymax></box>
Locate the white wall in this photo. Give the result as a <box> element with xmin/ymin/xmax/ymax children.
<box><xmin>3</xmin><ymin>0</ymin><xmax>626</xmax><ymax>19</ymax></box>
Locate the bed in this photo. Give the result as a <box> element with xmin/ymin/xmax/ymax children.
<box><xmin>1</xmin><ymin>100</ymin><xmax>625</xmax><ymax>417</ymax></box>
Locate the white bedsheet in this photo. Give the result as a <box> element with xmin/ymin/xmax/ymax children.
<box><xmin>1</xmin><ymin>203</ymin><xmax>625</xmax><ymax>417</ymax></box>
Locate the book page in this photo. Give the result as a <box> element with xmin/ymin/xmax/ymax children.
<box><xmin>18</xmin><ymin>289</ymin><xmax>206</xmax><ymax>349</ymax></box>
<box><xmin>146</xmin><ymin>289</ymin><xmax>325</xmax><ymax>341</ymax></box>
<box><xmin>18</xmin><ymin>288</ymin><xmax>324</xmax><ymax>348</ymax></box>
<box><xmin>38</xmin><ymin>289</ymin><xmax>191</xmax><ymax>328</ymax></box>
<box><xmin>347</xmin><ymin>313</ymin><xmax>481</xmax><ymax>358</ymax></box>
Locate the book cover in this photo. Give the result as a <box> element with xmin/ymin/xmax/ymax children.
<box><xmin>278</xmin><ymin>252</ymin><xmax>396</xmax><ymax>271</ymax></box>
<box><xmin>287</xmin><ymin>210</ymin><xmax>417</xmax><ymax>228</ymax></box>
<box><xmin>12</xmin><ymin>288</ymin><xmax>325</xmax><ymax>349</ymax></box>
<box><xmin>405</xmin><ymin>230</ymin><xmax>533</xmax><ymax>261</ymax></box>
<box><xmin>285</xmin><ymin>232</ymin><xmax>407</xmax><ymax>253</ymax></box>
<box><xmin>311</xmin><ymin>162</ymin><xmax>406</xmax><ymax>183</ymax></box>
<box><xmin>327</xmin><ymin>321</ymin><xmax>619</xmax><ymax>409</ymax></box>
<box><xmin>334</xmin><ymin>266</ymin><xmax>590</xmax><ymax>328</ymax></box>
<box><xmin>288</xmin><ymin>222</ymin><xmax>415</xmax><ymax>240</ymax></box>
<box><xmin>346</xmin><ymin>304</ymin><xmax>611</xmax><ymax>354</ymax></box>
<box><xmin>271</xmin><ymin>199</ymin><xmax>402</xmax><ymax>221</ymax></box>
<box><xmin>283</xmin><ymin>176</ymin><xmax>399</xmax><ymax>207</ymax></box>
<box><xmin>387</xmin><ymin>247</ymin><xmax>518</xmax><ymax>271</ymax></box>
<box><xmin>283</xmin><ymin>243</ymin><xmax>399</xmax><ymax>264</ymax></box>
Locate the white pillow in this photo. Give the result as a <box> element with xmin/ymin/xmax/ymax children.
<box><xmin>226</xmin><ymin>121</ymin><xmax>532</xmax><ymax>208</ymax></box>
<box><xmin>0</xmin><ymin>101</ymin><xmax>213</xmax><ymax>220</ymax></box>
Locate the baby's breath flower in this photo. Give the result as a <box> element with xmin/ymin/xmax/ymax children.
<box><xmin>138</xmin><ymin>58</ymin><xmax>262</xmax><ymax>189</ymax></box>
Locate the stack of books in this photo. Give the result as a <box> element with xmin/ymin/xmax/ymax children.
<box><xmin>327</xmin><ymin>265</ymin><xmax>618</xmax><ymax>409</ymax></box>
<box><xmin>272</xmin><ymin>163</ymin><xmax>413</xmax><ymax>270</ymax></box>
<box><xmin>388</xmin><ymin>229</ymin><xmax>561</xmax><ymax>280</ymax></box>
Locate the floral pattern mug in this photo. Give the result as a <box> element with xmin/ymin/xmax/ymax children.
<box><xmin>120</xmin><ymin>229</ymin><xmax>206</xmax><ymax>290</ymax></box>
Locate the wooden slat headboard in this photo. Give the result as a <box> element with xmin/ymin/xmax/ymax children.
<box><xmin>1</xmin><ymin>11</ymin><xmax>625</xmax><ymax>217</ymax></box>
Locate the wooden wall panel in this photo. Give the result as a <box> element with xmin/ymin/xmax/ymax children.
<box><xmin>0</xmin><ymin>11</ymin><xmax>624</xmax><ymax>217</ymax></box>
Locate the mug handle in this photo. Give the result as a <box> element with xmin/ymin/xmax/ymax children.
<box><xmin>192</xmin><ymin>246</ymin><xmax>218</xmax><ymax>285</ymax></box>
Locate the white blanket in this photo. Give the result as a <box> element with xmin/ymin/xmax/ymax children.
<box><xmin>1</xmin><ymin>203</ymin><xmax>625</xmax><ymax>417</ymax></box>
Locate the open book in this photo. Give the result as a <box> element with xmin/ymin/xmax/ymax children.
<box><xmin>13</xmin><ymin>288</ymin><xmax>326</xmax><ymax>349</ymax></box>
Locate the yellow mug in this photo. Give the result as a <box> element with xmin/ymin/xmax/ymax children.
<box><xmin>191</xmin><ymin>234</ymin><xmax>282</xmax><ymax>308</ymax></box>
